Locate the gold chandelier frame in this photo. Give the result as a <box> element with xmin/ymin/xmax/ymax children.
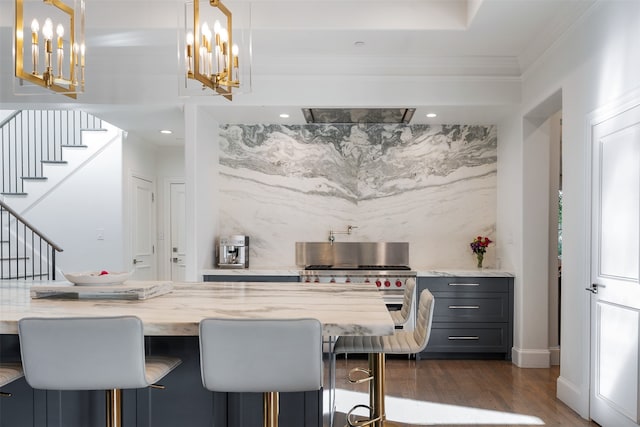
<box><xmin>188</xmin><ymin>0</ymin><xmax>238</xmax><ymax>100</ymax></box>
<box><xmin>15</xmin><ymin>0</ymin><xmax>84</xmax><ymax>99</ymax></box>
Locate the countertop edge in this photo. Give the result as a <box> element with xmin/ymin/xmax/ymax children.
<box><xmin>201</xmin><ymin>268</ymin><xmax>515</xmax><ymax>278</ymax></box>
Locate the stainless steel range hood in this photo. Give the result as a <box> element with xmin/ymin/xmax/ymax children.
<box><xmin>302</xmin><ymin>108</ymin><xmax>415</xmax><ymax>124</ymax></box>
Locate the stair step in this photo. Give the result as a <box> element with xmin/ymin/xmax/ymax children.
<box><xmin>1</xmin><ymin>192</ymin><xmax>27</xmax><ymax>196</ymax></box>
<box><xmin>0</xmin><ymin>256</ymin><xmax>30</xmax><ymax>261</ymax></box>
<box><xmin>61</xmin><ymin>144</ymin><xmax>88</xmax><ymax>148</ymax></box>
<box><xmin>41</xmin><ymin>160</ymin><xmax>68</xmax><ymax>164</ymax></box>
<box><xmin>21</xmin><ymin>176</ymin><xmax>47</xmax><ymax>181</ymax></box>
<box><xmin>0</xmin><ymin>273</ymin><xmax>49</xmax><ymax>280</ymax></box>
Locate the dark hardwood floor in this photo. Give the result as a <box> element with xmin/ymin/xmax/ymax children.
<box><xmin>330</xmin><ymin>358</ymin><xmax>599</xmax><ymax>427</ymax></box>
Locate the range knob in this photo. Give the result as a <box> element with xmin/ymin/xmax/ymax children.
<box><xmin>345</xmin><ymin>277</ymin><xmax>351</xmax><ymax>283</ymax></box>
<box><xmin>330</xmin><ymin>277</ymin><xmax>336</xmax><ymax>283</ymax></box>
<box><xmin>395</xmin><ymin>280</ymin><xmax>403</xmax><ymax>288</ymax></box>
<box><xmin>314</xmin><ymin>276</ymin><xmax>319</xmax><ymax>283</ymax></box>
<box><xmin>375</xmin><ymin>279</ymin><xmax>382</xmax><ymax>288</ymax></box>
<box><xmin>304</xmin><ymin>277</ymin><xmax>310</xmax><ymax>283</ymax></box>
<box><xmin>384</xmin><ymin>280</ymin><xmax>391</xmax><ymax>288</ymax></box>
<box><xmin>364</xmin><ymin>278</ymin><xmax>370</xmax><ymax>283</ymax></box>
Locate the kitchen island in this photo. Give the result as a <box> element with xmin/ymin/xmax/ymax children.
<box><xmin>0</xmin><ymin>280</ymin><xmax>394</xmax><ymax>427</ymax></box>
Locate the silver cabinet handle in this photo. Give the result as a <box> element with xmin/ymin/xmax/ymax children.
<box><xmin>448</xmin><ymin>336</ymin><xmax>480</xmax><ymax>340</ymax></box>
<box><xmin>448</xmin><ymin>305</ymin><xmax>480</xmax><ymax>309</ymax></box>
<box><xmin>448</xmin><ymin>283</ymin><xmax>480</xmax><ymax>287</ymax></box>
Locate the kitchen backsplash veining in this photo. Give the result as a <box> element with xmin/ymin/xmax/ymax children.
<box><xmin>217</xmin><ymin>123</ymin><xmax>497</xmax><ymax>269</ymax></box>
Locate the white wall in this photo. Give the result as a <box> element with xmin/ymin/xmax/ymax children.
<box><xmin>501</xmin><ymin>0</ymin><xmax>640</xmax><ymax>417</ymax></box>
<box><xmin>185</xmin><ymin>105</ymin><xmax>219</xmax><ymax>280</ymax></box>
<box><xmin>22</xmin><ymin>132</ymin><xmax>125</xmax><ymax>273</ymax></box>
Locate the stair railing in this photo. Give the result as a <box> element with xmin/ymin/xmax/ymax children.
<box><xmin>0</xmin><ymin>198</ymin><xmax>63</xmax><ymax>280</ymax></box>
<box><xmin>1</xmin><ymin>110</ymin><xmax>103</xmax><ymax>196</ymax></box>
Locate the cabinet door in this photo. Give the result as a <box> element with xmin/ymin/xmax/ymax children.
<box><xmin>432</xmin><ymin>293</ymin><xmax>510</xmax><ymax>322</ymax></box>
<box><xmin>425</xmin><ymin>322</ymin><xmax>510</xmax><ymax>353</ymax></box>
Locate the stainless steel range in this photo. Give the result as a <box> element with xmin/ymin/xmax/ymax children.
<box><xmin>296</xmin><ymin>241</ymin><xmax>417</xmax><ymax>330</ymax></box>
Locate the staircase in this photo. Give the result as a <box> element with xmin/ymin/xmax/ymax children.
<box><xmin>0</xmin><ymin>109</ymin><xmax>107</xmax><ymax>280</ymax></box>
<box><xmin>1</xmin><ymin>110</ymin><xmax>105</xmax><ymax>196</ymax></box>
<box><xmin>0</xmin><ymin>199</ymin><xmax>62</xmax><ymax>280</ymax></box>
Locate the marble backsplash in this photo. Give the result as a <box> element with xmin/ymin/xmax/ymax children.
<box><xmin>217</xmin><ymin>124</ymin><xmax>497</xmax><ymax>269</ymax></box>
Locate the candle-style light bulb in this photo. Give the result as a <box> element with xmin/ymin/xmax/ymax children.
<box><xmin>72</xmin><ymin>43</ymin><xmax>79</xmax><ymax>84</ymax></box>
<box><xmin>199</xmin><ymin>22</ymin><xmax>210</xmax><ymax>75</ymax></box>
<box><xmin>219</xmin><ymin>27</ymin><xmax>228</xmax><ymax>44</ymax></box>
<box><xmin>186</xmin><ymin>31</ymin><xmax>194</xmax><ymax>75</ymax></box>
<box><xmin>231</xmin><ymin>44</ymin><xmax>239</xmax><ymax>83</ymax></box>
<box><xmin>80</xmin><ymin>43</ymin><xmax>85</xmax><ymax>88</ymax></box>
<box><xmin>219</xmin><ymin>28</ymin><xmax>228</xmax><ymax>73</ymax></box>
<box><xmin>56</xmin><ymin>24</ymin><xmax>64</xmax><ymax>79</ymax></box>
<box><xmin>42</xmin><ymin>18</ymin><xmax>54</xmax><ymax>86</ymax></box>
<box><xmin>30</xmin><ymin>19</ymin><xmax>39</xmax><ymax>74</ymax></box>
<box><xmin>202</xmin><ymin>24</ymin><xmax>212</xmax><ymax>77</ymax></box>
<box><xmin>42</xmin><ymin>18</ymin><xmax>53</xmax><ymax>40</ymax></box>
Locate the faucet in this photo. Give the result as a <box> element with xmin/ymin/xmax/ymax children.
<box><xmin>328</xmin><ymin>225</ymin><xmax>357</xmax><ymax>244</ymax></box>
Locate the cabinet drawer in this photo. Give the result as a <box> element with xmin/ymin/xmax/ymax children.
<box><xmin>419</xmin><ymin>277</ymin><xmax>510</xmax><ymax>293</ymax></box>
<box><xmin>423</xmin><ymin>323</ymin><xmax>509</xmax><ymax>353</ymax></box>
<box><xmin>432</xmin><ymin>293</ymin><xmax>509</xmax><ymax>322</ymax></box>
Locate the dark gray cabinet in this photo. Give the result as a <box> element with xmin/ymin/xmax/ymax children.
<box><xmin>203</xmin><ymin>274</ymin><xmax>299</xmax><ymax>282</ymax></box>
<box><xmin>417</xmin><ymin>276</ymin><xmax>514</xmax><ymax>360</ymax></box>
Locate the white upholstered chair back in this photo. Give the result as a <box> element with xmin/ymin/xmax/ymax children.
<box><xmin>199</xmin><ymin>318</ymin><xmax>323</xmax><ymax>393</ymax></box>
<box><xmin>19</xmin><ymin>316</ymin><xmax>150</xmax><ymax>390</ymax></box>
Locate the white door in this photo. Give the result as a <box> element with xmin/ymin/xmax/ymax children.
<box><xmin>590</xmin><ymin>103</ymin><xmax>640</xmax><ymax>427</ymax></box>
<box><xmin>131</xmin><ymin>176</ymin><xmax>156</xmax><ymax>280</ymax></box>
<box><xmin>170</xmin><ymin>182</ymin><xmax>186</xmax><ymax>281</ymax></box>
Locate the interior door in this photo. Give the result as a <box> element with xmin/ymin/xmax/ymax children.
<box><xmin>590</xmin><ymin>103</ymin><xmax>640</xmax><ymax>427</ymax></box>
<box><xmin>170</xmin><ymin>182</ymin><xmax>186</xmax><ymax>281</ymax></box>
<box><xmin>131</xmin><ymin>176</ymin><xmax>156</xmax><ymax>280</ymax></box>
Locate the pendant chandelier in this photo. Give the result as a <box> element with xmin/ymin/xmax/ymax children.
<box><xmin>182</xmin><ymin>0</ymin><xmax>251</xmax><ymax>100</ymax></box>
<box><xmin>14</xmin><ymin>0</ymin><xmax>85</xmax><ymax>99</ymax></box>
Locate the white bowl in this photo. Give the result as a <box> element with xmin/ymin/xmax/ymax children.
<box><xmin>63</xmin><ymin>271</ymin><xmax>132</xmax><ymax>286</ymax></box>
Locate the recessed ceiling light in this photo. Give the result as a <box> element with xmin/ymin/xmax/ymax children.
<box><xmin>279</xmin><ymin>113</ymin><xmax>290</xmax><ymax>118</ymax></box>
<box><xmin>354</xmin><ymin>41</ymin><xmax>365</xmax><ymax>47</ymax></box>
<box><xmin>160</xmin><ymin>129</ymin><xmax>173</xmax><ymax>134</ymax></box>
<box><xmin>426</xmin><ymin>113</ymin><xmax>437</xmax><ymax>118</ymax></box>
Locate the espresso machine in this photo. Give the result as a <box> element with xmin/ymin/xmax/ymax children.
<box><xmin>218</xmin><ymin>235</ymin><xmax>249</xmax><ymax>268</ymax></box>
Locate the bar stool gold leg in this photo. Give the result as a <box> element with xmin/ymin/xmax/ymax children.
<box><xmin>264</xmin><ymin>391</ymin><xmax>279</xmax><ymax>427</ymax></box>
<box><xmin>368</xmin><ymin>353</ymin><xmax>399</xmax><ymax>427</ymax></box>
<box><xmin>106</xmin><ymin>388</ymin><xmax>122</xmax><ymax>427</ymax></box>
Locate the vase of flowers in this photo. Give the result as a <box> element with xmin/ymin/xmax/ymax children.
<box><xmin>470</xmin><ymin>236</ymin><xmax>492</xmax><ymax>268</ymax></box>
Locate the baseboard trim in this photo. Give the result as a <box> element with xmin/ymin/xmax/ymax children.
<box><xmin>557</xmin><ymin>375</ymin><xmax>590</xmax><ymax>419</ymax></box>
<box><xmin>549</xmin><ymin>345</ymin><xmax>560</xmax><ymax>365</ymax></box>
<box><xmin>511</xmin><ymin>347</ymin><xmax>551</xmax><ymax>368</ymax></box>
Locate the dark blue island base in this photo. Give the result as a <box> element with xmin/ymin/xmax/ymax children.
<box><xmin>0</xmin><ymin>335</ymin><xmax>323</xmax><ymax>427</ymax></box>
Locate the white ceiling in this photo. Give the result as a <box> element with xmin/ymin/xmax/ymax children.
<box><xmin>0</xmin><ymin>0</ymin><xmax>595</xmax><ymax>145</ymax></box>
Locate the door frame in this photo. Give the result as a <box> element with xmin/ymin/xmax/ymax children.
<box><xmin>128</xmin><ymin>171</ymin><xmax>157</xmax><ymax>279</ymax></box>
<box><xmin>163</xmin><ymin>177</ymin><xmax>185</xmax><ymax>280</ymax></box>
<box><xmin>585</xmin><ymin>87</ymin><xmax>640</xmax><ymax>421</ymax></box>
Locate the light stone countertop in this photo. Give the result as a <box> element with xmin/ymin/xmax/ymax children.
<box><xmin>0</xmin><ymin>280</ymin><xmax>394</xmax><ymax>337</ymax></box>
<box><xmin>201</xmin><ymin>268</ymin><xmax>514</xmax><ymax>278</ymax></box>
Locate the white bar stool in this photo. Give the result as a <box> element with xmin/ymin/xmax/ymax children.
<box><xmin>199</xmin><ymin>318</ymin><xmax>323</xmax><ymax>427</ymax></box>
<box><xmin>18</xmin><ymin>316</ymin><xmax>182</xmax><ymax>427</ymax></box>
<box><xmin>0</xmin><ymin>363</ymin><xmax>24</xmax><ymax>397</ymax></box>
<box><xmin>333</xmin><ymin>289</ymin><xmax>435</xmax><ymax>427</ymax></box>
<box><xmin>389</xmin><ymin>277</ymin><xmax>416</xmax><ymax>328</ymax></box>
